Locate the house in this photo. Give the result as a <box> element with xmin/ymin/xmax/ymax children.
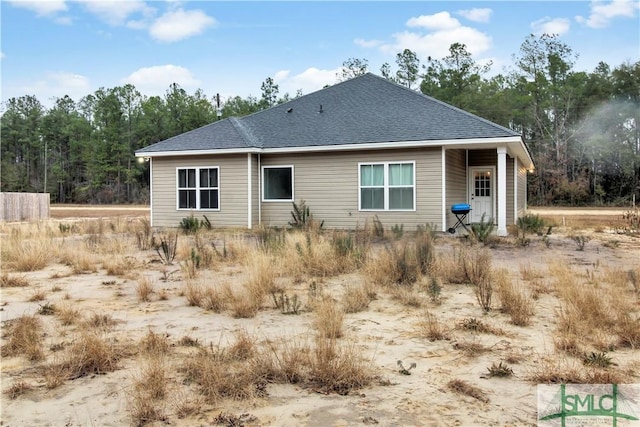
<box><xmin>135</xmin><ymin>73</ymin><xmax>534</xmax><ymax>236</ymax></box>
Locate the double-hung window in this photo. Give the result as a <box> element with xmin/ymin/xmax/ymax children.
<box><xmin>359</xmin><ymin>162</ymin><xmax>415</xmax><ymax>211</ymax></box>
<box><xmin>262</xmin><ymin>166</ymin><xmax>294</xmax><ymax>201</ymax></box>
<box><xmin>177</xmin><ymin>167</ymin><xmax>219</xmax><ymax>210</ymax></box>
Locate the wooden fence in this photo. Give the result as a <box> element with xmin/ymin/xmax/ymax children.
<box><xmin>0</xmin><ymin>192</ymin><xmax>50</xmax><ymax>221</ymax></box>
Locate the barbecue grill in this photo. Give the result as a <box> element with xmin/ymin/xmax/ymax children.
<box><xmin>448</xmin><ymin>203</ymin><xmax>471</xmax><ymax>234</ymax></box>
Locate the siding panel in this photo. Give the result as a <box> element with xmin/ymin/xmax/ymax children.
<box><xmin>260</xmin><ymin>148</ymin><xmax>442</xmax><ymax>231</ymax></box>
<box><xmin>151</xmin><ymin>155</ymin><xmax>247</xmax><ymax>228</ymax></box>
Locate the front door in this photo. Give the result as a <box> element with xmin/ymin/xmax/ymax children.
<box><xmin>469</xmin><ymin>167</ymin><xmax>494</xmax><ymax>223</ymax></box>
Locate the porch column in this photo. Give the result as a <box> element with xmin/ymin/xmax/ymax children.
<box><xmin>497</xmin><ymin>146</ymin><xmax>507</xmax><ymax>236</ymax></box>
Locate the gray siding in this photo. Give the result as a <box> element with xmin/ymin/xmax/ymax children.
<box><xmin>260</xmin><ymin>148</ymin><xmax>442</xmax><ymax>231</ymax></box>
<box><xmin>445</xmin><ymin>149</ymin><xmax>467</xmax><ymax>229</ymax></box>
<box><xmin>151</xmin><ymin>154</ymin><xmax>248</xmax><ymax>228</ymax></box>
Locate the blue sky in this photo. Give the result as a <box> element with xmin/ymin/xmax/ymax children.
<box><xmin>1</xmin><ymin>1</ymin><xmax>639</xmax><ymax>108</ymax></box>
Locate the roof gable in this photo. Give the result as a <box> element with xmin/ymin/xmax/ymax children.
<box><xmin>137</xmin><ymin>73</ymin><xmax>521</xmax><ymax>154</ymax></box>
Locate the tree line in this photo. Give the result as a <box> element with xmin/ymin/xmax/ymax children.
<box><xmin>1</xmin><ymin>34</ymin><xmax>638</xmax><ymax>205</ymax></box>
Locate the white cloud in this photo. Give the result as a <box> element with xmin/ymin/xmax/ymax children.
<box><xmin>457</xmin><ymin>8</ymin><xmax>492</xmax><ymax>23</ymax></box>
<box><xmin>354</xmin><ymin>38</ymin><xmax>383</xmax><ymax>48</ymax></box>
<box><xmin>21</xmin><ymin>72</ymin><xmax>91</xmax><ymax>104</ymax></box>
<box><xmin>531</xmin><ymin>17</ymin><xmax>571</xmax><ymax>36</ymax></box>
<box><xmin>122</xmin><ymin>65</ymin><xmax>200</xmax><ymax>96</ymax></box>
<box><xmin>358</xmin><ymin>11</ymin><xmax>492</xmax><ymax>60</ymax></box>
<box><xmin>273</xmin><ymin>67</ymin><xmax>341</xmax><ymax>95</ymax></box>
<box><xmin>149</xmin><ymin>8</ymin><xmax>216</xmax><ymax>42</ymax></box>
<box><xmin>80</xmin><ymin>0</ymin><xmax>153</xmax><ymax>26</ymax></box>
<box><xmin>8</xmin><ymin>0</ymin><xmax>67</xmax><ymax>16</ymax></box>
<box><xmin>0</xmin><ymin>51</ymin><xmax>5</xmax><ymax>60</ymax></box>
<box><xmin>576</xmin><ymin>0</ymin><xmax>639</xmax><ymax>28</ymax></box>
<box><xmin>382</xmin><ymin>27</ymin><xmax>492</xmax><ymax>59</ymax></box>
<box><xmin>407</xmin><ymin>11</ymin><xmax>460</xmax><ymax>30</ymax></box>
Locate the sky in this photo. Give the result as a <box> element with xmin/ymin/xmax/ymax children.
<box><xmin>1</xmin><ymin>0</ymin><xmax>639</xmax><ymax>109</ymax></box>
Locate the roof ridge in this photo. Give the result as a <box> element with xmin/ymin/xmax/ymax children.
<box><xmin>229</xmin><ymin>117</ymin><xmax>261</xmax><ymax>148</ymax></box>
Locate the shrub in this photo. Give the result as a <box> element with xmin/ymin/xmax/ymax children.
<box><xmin>289</xmin><ymin>200</ymin><xmax>323</xmax><ymax>230</ymax></box>
<box><xmin>154</xmin><ymin>233</ymin><xmax>178</xmax><ymax>265</ymax></box>
<box><xmin>135</xmin><ymin>218</ymin><xmax>154</xmax><ymax>250</ymax></box>
<box><xmin>469</xmin><ymin>214</ymin><xmax>494</xmax><ymax>244</ymax></box>
<box><xmin>179</xmin><ymin>214</ymin><xmax>211</xmax><ymax>234</ymax></box>
<box><xmin>342</xmin><ymin>283</ymin><xmax>375</xmax><ymax>313</ymax></box>
<box><xmin>487</xmin><ymin>361</ymin><xmax>514</xmax><ymax>377</ymax></box>
<box><xmin>418</xmin><ymin>310</ymin><xmax>450</xmax><ymax>341</ymax></box>
<box><xmin>314</xmin><ymin>297</ymin><xmax>344</xmax><ymax>339</ymax></box>
<box><xmin>136</xmin><ymin>276</ymin><xmax>154</xmax><ymax>302</ymax></box>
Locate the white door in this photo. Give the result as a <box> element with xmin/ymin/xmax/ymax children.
<box><xmin>469</xmin><ymin>167</ymin><xmax>494</xmax><ymax>223</ymax></box>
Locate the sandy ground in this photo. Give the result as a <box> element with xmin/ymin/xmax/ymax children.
<box><xmin>1</xmin><ymin>209</ymin><xmax>639</xmax><ymax>426</ymax></box>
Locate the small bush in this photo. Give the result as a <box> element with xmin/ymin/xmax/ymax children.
<box><xmin>495</xmin><ymin>271</ymin><xmax>534</xmax><ymax>326</ymax></box>
<box><xmin>61</xmin><ymin>332</ymin><xmax>120</xmax><ymax>379</ymax></box>
<box><xmin>179</xmin><ymin>214</ymin><xmax>211</xmax><ymax>234</ymax></box>
<box><xmin>342</xmin><ymin>284</ymin><xmax>375</xmax><ymax>313</ymax></box>
<box><xmin>469</xmin><ymin>214</ymin><xmax>494</xmax><ymax>244</ymax></box>
<box><xmin>289</xmin><ymin>200</ymin><xmax>323</xmax><ymax>231</ymax></box>
<box><xmin>134</xmin><ymin>218</ymin><xmax>154</xmax><ymax>250</ymax></box>
<box><xmin>154</xmin><ymin>233</ymin><xmax>178</xmax><ymax>265</ymax></box>
<box><xmin>487</xmin><ymin>361</ymin><xmax>514</xmax><ymax>377</ymax></box>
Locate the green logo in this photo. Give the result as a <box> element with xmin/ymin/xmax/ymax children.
<box><xmin>538</xmin><ymin>384</ymin><xmax>639</xmax><ymax>426</ymax></box>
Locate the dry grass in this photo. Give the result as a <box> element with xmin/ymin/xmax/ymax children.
<box><xmin>519</xmin><ymin>263</ymin><xmax>544</xmax><ymax>281</ymax></box>
<box><xmin>364</xmin><ymin>234</ymin><xmax>433</xmax><ymax>286</ymax></box>
<box><xmin>342</xmin><ymin>282</ymin><xmax>376</xmax><ymax>313</ymax></box>
<box><xmin>2</xmin><ymin>237</ymin><xmax>53</xmax><ymax>271</ymax></box>
<box><xmin>136</xmin><ymin>275</ymin><xmax>154</xmax><ymax>302</ymax></box>
<box><xmin>495</xmin><ymin>270</ymin><xmax>535</xmax><ymax>326</ymax></box>
<box><xmin>201</xmin><ymin>284</ymin><xmax>228</xmax><ymax>312</ymax></box>
<box><xmin>60</xmin><ymin>332</ymin><xmax>121</xmax><ymax>379</ymax></box>
<box><xmin>84</xmin><ymin>312</ymin><xmax>117</xmax><ymax>329</ymax></box>
<box><xmin>140</xmin><ymin>329</ymin><xmax>171</xmax><ymax>356</ymax></box>
<box><xmin>103</xmin><ymin>255</ymin><xmax>139</xmax><ymax>277</ymax></box>
<box><xmin>418</xmin><ymin>310</ymin><xmax>450</xmax><ymax>341</ymax></box>
<box><xmin>1</xmin><ymin>315</ymin><xmax>44</xmax><ymax>361</ymax></box>
<box><xmin>27</xmin><ymin>288</ymin><xmax>47</xmax><ymax>302</ymax></box>
<box><xmin>313</xmin><ymin>297</ymin><xmax>344</xmax><ymax>339</ymax></box>
<box><xmin>182</xmin><ymin>280</ymin><xmax>203</xmax><ymax>307</ymax></box>
<box><xmin>528</xmin><ymin>356</ymin><xmax>626</xmax><ymax>384</ymax></box>
<box><xmin>447</xmin><ymin>379</ymin><xmax>489</xmax><ymax>403</ymax></box>
<box><xmin>56</xmin><ymin>304</ymin><xmax>82</xmax><ymax>326</ymax></box>
<box><xmin>0</xmin><ymin>272</ymin><xmax>30</xmax><ymax>287</ymax></box>
<box><xmin>4</xmin><ymin>380</ymin><xmax>33</xmax><ymax>399</ymax></box>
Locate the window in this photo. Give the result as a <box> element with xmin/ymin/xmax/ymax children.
<box><xmin>177</xmin><ymin>167</ymin><xmax>219</xmax><ymax>210</ymax></box>
<box><xmin>359</xmin><ymin>162</ymin><xmax>415</xmax><ymax>211</ymax></box>
<box><xmin>263</xmin><ymin>166</ymin><xmax>293</xmax><ymax>201</ymax></box>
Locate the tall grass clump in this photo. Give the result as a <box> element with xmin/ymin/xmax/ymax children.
<box><xmin>61</xmin><ymin>332</ymin><xmax>121</xmax><ymax>379</ymax></box>
<box><xmin>1</xmin><ymin>315</ymin><xmax>44</xmax><ymax>361</ymax></box>
<box><xmin>462</xmin><ymin>249</ymin><xmax>493</xmax><ymax>311</ymax></box>
<box><xmin>180</xmin><ymin>335</ymin><xmax>265</xmax><ymax>404</ymax></box>
<box><xmin>495</xmin><ymin>270</ymin><xmax>534</xmax><ymax>326</ymax></box>
<box><xmin>314</xmin><ymin>297</ymin><xmax>344</xmax><ymax>339</ymax></box>
<box><xmin>342</xmin><ymin>282</ymin><xmax>376</xmax><ymax>313</ymax></box>
<box><xmin>0</xmin><ymin>272</ymin><xmax>30</xmax><ymax>288</ymax></box>
<box><xmin>3</xmin><ymin>236</ymin><xmax>52</xmax><ymax>271</ymax></box>
<box><xmin>366</xmin><ymin>233</ymin><xmax>435</xmax><ymax>287</ymax></box>
<box><xmin>136</xmin><ymin>275</ymin><xmax>154</xmax><ymax>302</ymax></box>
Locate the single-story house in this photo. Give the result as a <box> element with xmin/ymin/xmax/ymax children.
<box><xmin>135</xmin><ymin>73</ymin><xmax>534</xmax><ymax>236</ymax></box>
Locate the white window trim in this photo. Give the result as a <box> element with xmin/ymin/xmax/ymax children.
<box><xmin>358</xmin><ymin>161</ymin><xmax>416</xmax><ymax>211</ymax></box>
<box><xmin>176</xmin><ymin>166</ymin><xmax>221</xmax><ymax>211</ymax></box>
<box><xmin>262</xmin><ymin>165</ymin><xmax>294</xmax><ymax>202</ymax></box>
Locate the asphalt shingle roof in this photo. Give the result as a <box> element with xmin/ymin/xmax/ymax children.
<box><xmin>137</xmin><ymin>73</ymin><xmax>520</xmax><ymax>154</ymax></box>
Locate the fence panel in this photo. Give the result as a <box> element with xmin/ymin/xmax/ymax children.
<box><xmin>0</xmin><ymin>193</ymin><xmax>50</xmax><ymax>221</ymax></box>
